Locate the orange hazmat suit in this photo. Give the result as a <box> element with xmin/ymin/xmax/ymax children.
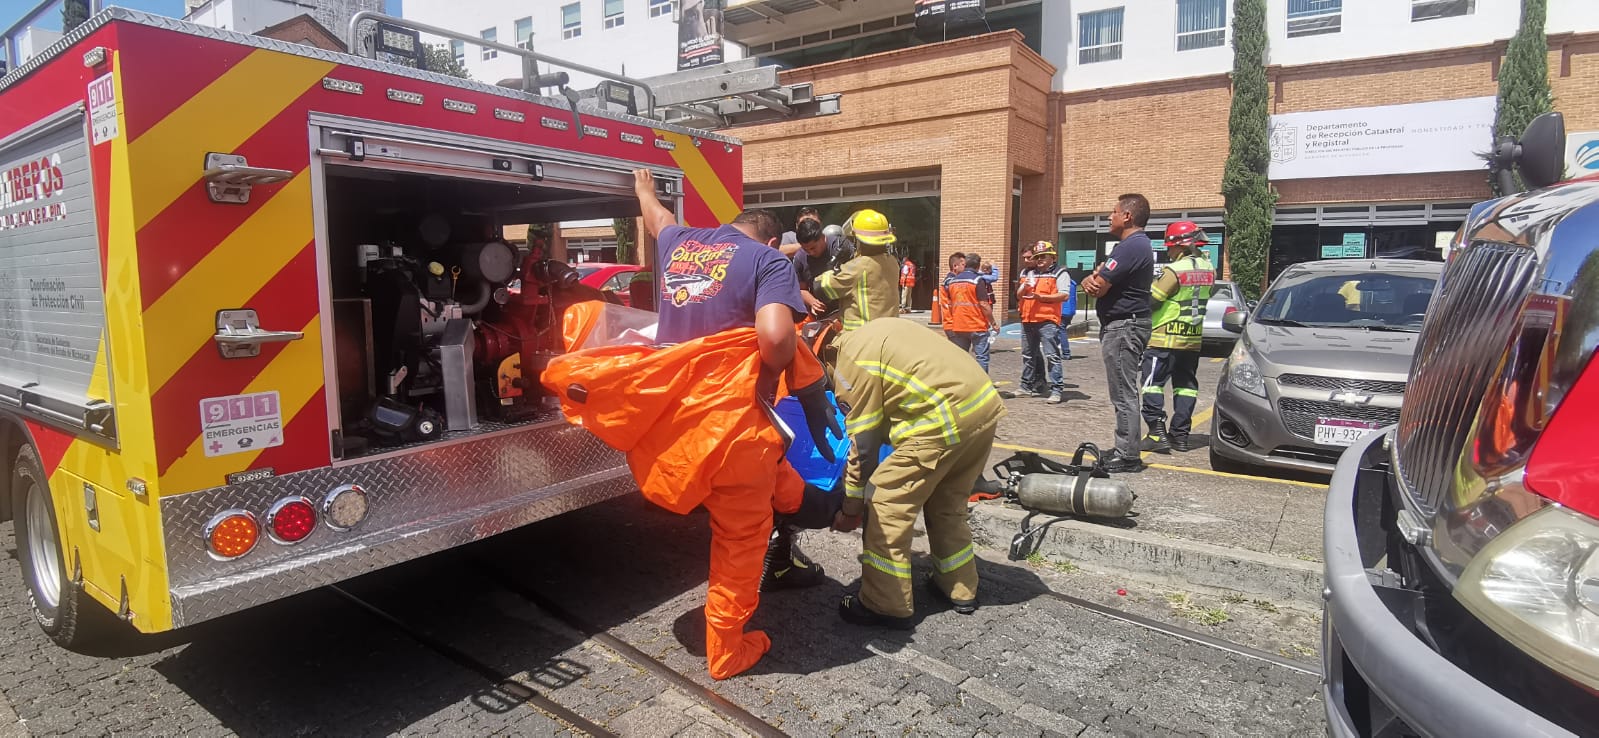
<box><xmin>541</xmin><ymin>301</ymin><xmax>817</xmax><ymax>679</ymax></box>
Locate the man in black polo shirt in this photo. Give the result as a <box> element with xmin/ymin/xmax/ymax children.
<box><xmin>790</xmin><ymin>218</ymin><xmax>840</xmax><ymax>315</ymax></box>
<box><xmin>1081</xmin><ymin>193</ymin><xmax>1155</xmax><ymax>473</ymax></box>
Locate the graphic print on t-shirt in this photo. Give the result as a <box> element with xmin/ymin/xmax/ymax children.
<box><xmin>662</xmin><ymin>237</ymin><xmax>740</xmax><ymax>307</ymax></box>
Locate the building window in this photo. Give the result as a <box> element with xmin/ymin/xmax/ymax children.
<box><xmin>1078</xmin><ymin>8</ymin><xmax>1123</xmax><ymax>64</ymax></box>
<box><xmin>650</xmin><ymin>0</ymin><xmax>675</xmax><ymax>19</ymax></box>
<box><xmin>605</xmin><ymin>0</ymin><xmax>625</xmax><ymax>28</ymax></box>
<box><xmin>480</xmin><ymin>27</ymin><xmax>497</xmax><ymax>60</ymax></box>
<box><xmin>562</xmin><ymin>3</ymin><xmax>582</xmax><ymax>39</ymax></box>
<box><xmin>515</xmin><ymin>17</ymin><xmax>532</xmax><ymax>49</ymax></box>
<box><xmin>450</xmin><ymin>39</ymin><xmax>465</xmax><ymax>64</ymax></box>
<box><xmin>1412</xmin><ymin>0</ymin><xmax>1474</xmax><ymax>21</ymax></box>
<box><xmin>1287</xmin><ymin>0</ymin><xmax>1340</xmax><ymax>37</ymax></box>
<box><xmin>1175</xmin><ymin>0</ymin><xmax>1226</xmax><ymax>51</ymax></box>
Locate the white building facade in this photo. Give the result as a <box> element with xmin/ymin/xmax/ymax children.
<box><xmin>184</xmin><ymin>0</ymin><xmax>382</xmax><ymax>37</ymax></box>
<box><xmin>402</xmin><ymin>0</ymin><xmax>745</xmax><ymax>90</ymax></box>
<box><xmin>1040</xmin><ymin>0</ymin><xmax>1599</xmax><ymax>91</ymax></box>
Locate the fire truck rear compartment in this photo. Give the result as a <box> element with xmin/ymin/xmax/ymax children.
<box><xmin>321</xmin><ymin>165</ymin><xmax>641</xmax><ymax>460</ymax></box>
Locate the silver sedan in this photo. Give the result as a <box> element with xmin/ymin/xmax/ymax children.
<box><xmin>1202</xmin><ymin>280</ymin><xmax>1245</xmax><ymax>355</ymax></box>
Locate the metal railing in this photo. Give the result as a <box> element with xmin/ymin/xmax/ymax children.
<box><xmin>346</xmin><ymin>11</ymin><xmax>657</xmax><ymax>118</ymax></box>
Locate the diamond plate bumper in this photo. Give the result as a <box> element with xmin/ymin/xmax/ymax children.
<box><xmin>161</xmin><ymin>420</ymin><xmax>630</xmax><ymax>627</ymax></box>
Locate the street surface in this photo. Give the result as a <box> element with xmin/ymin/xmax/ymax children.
<box><xmin>0</xmin><ymin>330</ymin><xmax>1328</xmax><ymax>736</ymax></box>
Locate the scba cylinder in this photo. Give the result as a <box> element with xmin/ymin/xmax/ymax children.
<box><xmin>1014</xmin><ymin>474</ymin><xmax>1136</xmax><ymax>518</ymax></box>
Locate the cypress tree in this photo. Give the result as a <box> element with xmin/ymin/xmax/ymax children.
<box><xmin>613</xmin><ymin>217</ymin><xmax>636</xmax><ymax>265</ymax></box>
<box><xmin>1490</xmin><ymin>0</ymin><xmax>1554</xmax><ymax>194</ymax></box>
<box><xmin>1221</xmin><ymin>0</ymin><xmax>1275</xmax><ymax>299</ymax></box>
<box><xmin>61</xmin><ymin>0</ymin><xmax>91</xmax><ymax>34</ymax></box>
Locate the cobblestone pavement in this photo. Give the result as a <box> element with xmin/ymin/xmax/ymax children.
<box><xmin>0</xmin><ymin>331</ymin><xmax>1327</xmax><ymax>736</ymax></box>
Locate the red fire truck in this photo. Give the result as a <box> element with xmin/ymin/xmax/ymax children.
<box><xmin>0</xmin><ymin>8</ymin><xmax>749</xmax><ymax>647</ymax></box>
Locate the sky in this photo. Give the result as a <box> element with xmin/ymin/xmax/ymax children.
<box><xmin>4</xmin><ymin>0</ymin><xmax>403</xmax><ymax>34</ymax></box>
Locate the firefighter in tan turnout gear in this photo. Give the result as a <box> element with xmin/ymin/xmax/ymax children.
<box><xmin>825</xmin><ymin>318</ymin><xmax>1005</xmax><ymax>627</ymax></box>
<box><xmin>814</xmin><ymin>209</ymin><xmax>902</xmax><ymax>331</ymax></box>
<box><xmin>1140</xmin><ymin>220</ymin><xmax>1216</xmax><ymax>453</ymax></box>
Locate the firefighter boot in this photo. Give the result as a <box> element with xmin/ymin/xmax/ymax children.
<box><xmin>762</xmin><ymin>526</ymin><xmax>827</xmax><ymax>591</ymax></box>
<box><xmin>838</xmin><ymin>592</ymin><xmax>914</xmax><ymax>630</ymax></box>
<box><xmin>1140</xmin><ymin>418</ymin><xmax>1172</xmax><ymax>454</ymax></box>
<box><xmin>925</xmin><ymin>574</ymin><xmax>978</xmax><ymax>615</ymax></box>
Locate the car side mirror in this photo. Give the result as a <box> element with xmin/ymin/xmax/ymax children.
<box><xmin>1490</xmin><ymin>111</ymin><xmax>1566</xmax><ymax>192</ymax></box>
<box><xmin>1223</xmin><ymin>310</ymin><xmax>1248</xmax><ymax>333</ymax></box>
<box><xmin>1518</xmin><ymin>112</ymin><xmax>1567</xmax><ymax>190</ymax></box>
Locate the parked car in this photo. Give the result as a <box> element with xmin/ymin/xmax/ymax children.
<box><xmin>1201</xmin><ymin>279</ymin><xmax>1246</xmax><ymax>354</ymax></box>
<box><xmin>1323</xmin><ymin>113</ymin><xmax>1597</xmax><ymax>736</ymax></box>
<box><xmin>577</xmin><ymin>263</ymin><xmax>643</xmax><ymax>307</ymax></box>
<box><xmin>1208</xmin><ymin>259</ymin><xmax>1442</xmax><ymax>475</ymax></box>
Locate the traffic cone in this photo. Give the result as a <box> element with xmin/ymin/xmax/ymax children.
<box><xmin>930</xmin><ymin>292</ymin><xmax>942</xmax><ymax>326</ymax></box>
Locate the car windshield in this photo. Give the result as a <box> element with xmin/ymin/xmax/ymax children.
<box><xmin>1254</xmin><ymin>272</ymin><xmax>1437</xmax><ymax>331</ymax></box>
<box><xmin>575</xmin><ymin>266</ymin><xmax>601</xmax><ymax>279</ymax></box>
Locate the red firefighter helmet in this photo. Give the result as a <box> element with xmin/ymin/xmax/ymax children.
<box><xmin>1164</xmin><ymin>220</ymin><xmax>1208</xmax><ymax>249</ymax></box>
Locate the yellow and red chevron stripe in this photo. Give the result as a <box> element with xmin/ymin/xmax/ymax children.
<box><xmin>128</xmin><ymin>50</ymin><xmax>334</xmax><ymax>493</ymax></box>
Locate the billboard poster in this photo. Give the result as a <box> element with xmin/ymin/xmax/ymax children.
<box><xmin>1267</xmin><ymin>96</ymin><xmax>1496</xmax><ymax>180</ymax></box>
<box><xmin>677</xmin><ymin>0</ymin><xmax>725</xmax><ymax>71</ymax></box>
<box><xmin>914</xmin><ymin>0</ymin><xmax>986</xmax><ymax>40</ymax></box>
<box><xmin>1566</xmin><ymin>130</ymin><xmax>1599</xmax><ymax>177</ymax></box>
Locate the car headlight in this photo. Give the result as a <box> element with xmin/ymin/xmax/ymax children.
<box><xmin>1227</xmin><ymin>341</ymin><xmax>1266</xmax><ymax>398</ymax></box>
<box><xmin>1455</xmin><ymin>505</ymin><xmax>1599</xmax><ymax>690</ymax></box>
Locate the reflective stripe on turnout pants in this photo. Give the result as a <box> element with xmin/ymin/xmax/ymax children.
<box><xmin>1141</xmin><ymin>347</ymin><xmax>1202</xmax><ymax>438</ymax></box>
<box><xmin>860</xmin><ymin>418</ymin><xmax>998</xmax><ymax>618</ymax></box>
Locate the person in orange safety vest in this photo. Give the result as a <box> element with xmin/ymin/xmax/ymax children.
<box><xmin>551</xmin><ymin>169</ymin><xmax>843</xmax><ymax>680</ymax></box>
<box><xmin>942</xmin><ymin>253</ymin><xmax>996</xmax><ymax>373</ymax></box>
<box><xmin>899</xmin><ymin>259</ymin><xmax>917</xmax><ymax>311</ymax></box>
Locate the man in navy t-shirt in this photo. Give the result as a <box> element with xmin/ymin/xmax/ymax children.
<box><xmin>1081</xmin><ymin>193</ymin><xmax>1155</xmax><ymax>473</ymax></box>
<box><xmin>654</xmin><ymin>217</ymin><xmax>807</xmax><ymax>344</ymax></box>
<box><xmin>631</xmin><ymin>169</ymin><xmax>837</xmax><ymax>678</ymax></box>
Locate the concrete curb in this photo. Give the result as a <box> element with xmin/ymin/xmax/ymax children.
<box><xmin>966</xmin><ymin>502</ymin><xmax>1325</xmax><ymax>610</ymax></box>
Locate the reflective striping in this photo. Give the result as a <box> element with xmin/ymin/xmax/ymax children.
<box><xmin>1175</xmin><ymin>388</ymin><xmax>1200</xmax><ymax>397</ymax></box>
<box><xmin>844</xmin><ymin>484</ymin><xmax>865</xmax><ymax>499</ymax></box>
<box><xmin>956</xmin><ymin>384</ymin><xmax>999</xmax><ymax>416</ymax></box>
<box><xmin>128</xmin><ymin>50</ymin><xmax>334</xmax><ymax>230</ymax></box>
<box><xmin>862</xmin><ymin>550</ymin><xmax>912</xmax><ymax>578</ymax></box>
<box><xmin>815</xmin><ymin>271</ymin><xmax>842</xmax><ymax>301</ymax></box>
<box><xmin>859</xmin><ymin>360</ymin><xmax>959</xmax><ymax>445</ymax></box>
<box><xmin>846</xmin><ymin>408</ymin><xmax>884</xmax><ymax>436</ymax></box>
<box><xmin>159</xmin><ymin>314</ymin><xmax>324</xmax><ymax>494</ymax></box>
<box><xmin>1142</xmin><ymin>386</ymin><xmax>1166</xmax><ymax>394</ymax></box>
<box><xmin>656</xmin><ymin>130</ymin><xmax>739</xmax><ymax>223</ymax></box>
<box><xmin>936</xmin><ymin>544</ymin><xmax>975</xmax><ymax>573</ymax></box>
<box><xmin>853</xmin><ymin>276</ymin><xmax>871</xmax><ymax>324</ymax></box>
<box><xmin>142</xmin><ymin>172</ymin><xmax>314</xmax><ymax>391</ymax></box>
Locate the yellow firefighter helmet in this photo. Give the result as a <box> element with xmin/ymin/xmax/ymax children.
<box><xmin>847</xmin><ymin>209</ymin><xmax>896</xmax><ymax>246</ymax></box>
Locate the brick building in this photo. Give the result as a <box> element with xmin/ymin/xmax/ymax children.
<box><xmin>724</xmin><ymin>0</ymin><xmax>1599</xmax><ymax>313</ymax></box>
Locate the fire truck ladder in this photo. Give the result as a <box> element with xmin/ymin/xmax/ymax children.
<box><xmin>346</xmin><ymin>13</ymin><xmax>839</xmax><ymax>132</ymax></box>
<box><xmin>636</xmin><ymin>60</ymin><xmax>842</xmax><ymax>130</ymax></box>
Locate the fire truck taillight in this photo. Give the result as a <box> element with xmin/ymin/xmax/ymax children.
<box><xmin>322</xmin><ymin>484</ymin><xmax>369</xmax><ymax>531</ymax></box>
<box><xmin>267</xmin><ymin>497</ymin><xmax>317</xmax><ymax>544</ymax></box>
<box><xmin>204</xmin><ymin>510</ymin><xmax>260</xmax><ymax>559</ymax></box>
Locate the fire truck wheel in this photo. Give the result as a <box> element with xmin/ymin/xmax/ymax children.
<box><xmin>12</xmin><ymin>445</ymin><xmax>93</xmax><ymax>649</ymax></box>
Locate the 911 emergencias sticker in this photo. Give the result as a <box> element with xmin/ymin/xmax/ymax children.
<box><xmin>200</xmin><ymin>391</ymin><xmax>284</xmax><ymax>457</ymax></box>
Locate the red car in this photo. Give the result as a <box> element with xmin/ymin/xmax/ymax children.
<box><xmin>508</xmin><ymin>261</ymin><xmax>639</xmax><ymax>305</ymax></box>
<box><xmin>576</xmin><ymin>263</ymin><xmax>644</xmax><ymax>306</ymax></box>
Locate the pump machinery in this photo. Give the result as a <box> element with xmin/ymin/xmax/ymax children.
<box><xmin>347</xmin><ymin>223</ymin><xmax>596</xmax><ymax>454</ymax></box>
